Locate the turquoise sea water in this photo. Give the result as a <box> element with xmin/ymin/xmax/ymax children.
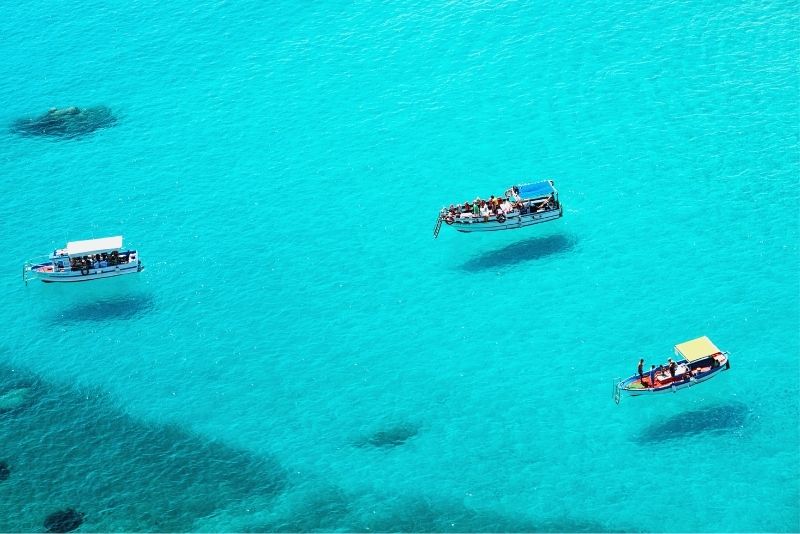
<box><xmin>0</xmin><ymin>0</ymin><xmax>798</xmax><ymax>531</ymax></box>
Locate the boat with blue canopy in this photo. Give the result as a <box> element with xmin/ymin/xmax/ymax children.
<box><xmin>434</xmin><ymin>180</ymin><xmax>562</xmax><ymax>238</ymax></box>
<box><xmin>23</xmin><ymin>236</ymin><xmax>143</xmax><ymax>284</ymax></box>
<box><xmin>613</xmin><ymin>336</ymin><xmax>730</xmax><ymax>404</ymax></box>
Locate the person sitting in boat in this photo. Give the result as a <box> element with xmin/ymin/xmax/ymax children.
<box><xmin>472</xmin><ymin>199</ymin><xmax>481</xmax><ymax>217</ymax></box>
<box><xmin>501</xmin><ymin>198</ymin><xmax>513</xmax><ymax>214</ymax></box>
<box><xmin>479</xmin><ymin>202</ymin><xmax>490</xmax><ymax>221</ymax></box>
<box><xmin>535</xmin><ymin>195</ymin><xmax>553</xmax><ymax>212</ymax></box>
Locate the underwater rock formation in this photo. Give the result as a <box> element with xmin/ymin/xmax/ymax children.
<box><xmin>0</xmin><ymin>461</ymin><xmax>9</xmax><ymax>481</ymax></box>
<box><xmin>355</xmin><ymin>422</ymin><xmax>420</xmax><ymax>448</ymax></box>
<box><xmin>237</xmin><ymin>491</ymin><xmax>619</xmax><ymax>533</ymax></box>
<box><xmin>43</xmin><ymin>508</ymin><xmax>84</xmax><ymax>533</ymax></box>
<box><xmin>11</xmin><ymin>106</ymin><xmax>117</xmax><ymax>139</ymax></box>
<box><xmin>0</xmin><ymin>363</ymin><xmax>286</xmax><ymax>532</ymax></box>
<box><xmin>0</xmin><ymin>386</ymin><xmax>33</xmax><ymax>414</ymax></box>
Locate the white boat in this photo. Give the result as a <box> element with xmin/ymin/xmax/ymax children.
<box><xmin>23</xmin><ymin>236</ymin><xmax>143</xmax><ymax>284</ymax></box>
<box><xmin>612</xmin><ymin>336</ymin><xmax>731</xmax><ymax>404</ymax></box>
<box><xmin>434</xmin><ymin>180</ymin><xmax>562</xmax><ymax>238</ymax></box>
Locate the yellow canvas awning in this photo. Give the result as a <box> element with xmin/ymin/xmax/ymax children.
<box><xmin>674</xmin><ymin>336</ymin><xmax>721</xmax><ymax>362</ymax></box>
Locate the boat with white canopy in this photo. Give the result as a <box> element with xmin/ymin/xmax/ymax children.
<box><xmin>613</xmin><ymin>336</ymin><xmax>730</xmax><ymax>404</ymax></box>
<box><xmin>434</xmin><ymin>180</ymin><xmax>562</xmax><ymax>238</ymax></box>
<box><xmin>23</xmin><ymin>236</ymin><xmax>143</xmax><ymax>284</ymax></box>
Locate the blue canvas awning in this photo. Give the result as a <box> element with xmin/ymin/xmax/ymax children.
<box><xmin>515</xmin><ymin>181</ymin><xmax>554</xmax><ymax>199</ymax></box>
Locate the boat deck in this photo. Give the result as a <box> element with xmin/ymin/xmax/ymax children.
<box><xmin>625</xmin><ymin>359</ymin><xmax>719</xmax><ymax>390</ymax></box>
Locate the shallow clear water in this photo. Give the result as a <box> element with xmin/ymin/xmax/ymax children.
<box><xmin>0</xmin><ymin>0</ymin><xmax>798</xmax><ymax>531</ymax></box>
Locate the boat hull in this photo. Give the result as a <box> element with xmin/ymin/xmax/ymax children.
<box><xmin>619</xmin><ymin>358</ymin><xmax>730</xmax><ymax>397</ymax></box>
<box><xmin>448</xmin><ymin>206</ymin><xmax>562</xmax><ymax>233</ymax></box>
<box><xmin>33</xmin><ymin>261</ymin><xmax>143</xmax><ymax>283</ymax></box>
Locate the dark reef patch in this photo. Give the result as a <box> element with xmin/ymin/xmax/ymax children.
<box><xmin>0</xmin><ymin>386</ymin><xmax>35</xmax><ymax>414</ymax></box>
<box><xmin>348</xmin><ymin>496</ymin><xmax>625</xmax><ymax>533</ymax></box>
<box><xmin>0</xmin><ymin>373</ymin><xmax>44</xmax><ymax>416</ymax></box>
<box><xmin>354</xmin><ymin>422</ymin><xmax>421</xmax><ymax>448</ymax></box>
<box><xmin>10</xmin><ymin>106</ymin><xmax>117</xmax><ymax>139</ymax></box>
<box><xmin>44</xmin><ymin>508</ymin><xmax>84</xmax><ymax>533</ymax></box>
<box><xmin>637</xmin><ymin>401</ymin><xmax>751</xmax><ymax>444</ymax></box>
<box><xmin>460</xmin><ymin>234</ymin><xmax>576</xmax><ymax>272</ymax></box>
<box><xmin>0</xmin><ymin>364</ymin><xmax>286</xmax><ymax>532</ymax></box>
<box><xmin>246</xmin><ymin>493</ymin><xmax>625</xmax><ymax>533</ymax></box>
<box><xmin>0</xmin><ymin>461</ymin><xmax>9</xmax><ymax>481</ymax></box>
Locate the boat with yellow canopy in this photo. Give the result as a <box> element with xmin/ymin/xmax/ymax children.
<box><xmin>613</xmin><ymin>336</ymin><xmax>730</xmax><ymax>404</ymax></box>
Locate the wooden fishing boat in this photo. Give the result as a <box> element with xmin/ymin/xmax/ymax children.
<box><xmin>613</xmin><ymin>336</ymin><xmax>730</xmax><ymax>404</ymax></box>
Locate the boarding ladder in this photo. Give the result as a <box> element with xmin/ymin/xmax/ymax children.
<box><xmin>22</xmin><ymin>263</ymin><xmax>32</xmax><ymax>286</ymax></box>
<box><xmin>433</xmin><ymin>216</ymin><xmax>443</xmax><ymax>239</ymax></box>
<box><xmin>612</xmin><ymin>378</ymin><xmax>621</xmax><ymax>405</ymax></box>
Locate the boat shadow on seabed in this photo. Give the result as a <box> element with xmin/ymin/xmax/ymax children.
<box><xmin>47</xmin><ymin>294</ymin><xmax>155</xmax><ymax>325</ymax></box>
<box><xmin>636</xmin><ymin>401</ymin><xmax>752</xmax><ymax>444</ymax></box>
<box><xmin>459</xmin><ymin>234</ymin><xmax>577</xmax><ymax>272</ymax></box>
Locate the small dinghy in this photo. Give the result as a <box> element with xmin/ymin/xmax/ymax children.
<box><xmin>613</xmin><ymin>336</ymin><xmax>730</xmax><ymax>404</ymax></box>
<box><xmin>23</xmin><ymin>236</ymin><xmax>143</xmax><ymax>284</ymax></box>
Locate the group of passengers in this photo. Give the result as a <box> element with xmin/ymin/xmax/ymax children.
<box><xmin>69</xmin><ymin>251</ymin><xmax>126</xmax><ymax>271</ymax></box>
<box><xmin>443</xmin><ymin>192</ymin><xmax>555</xmax><ymax>223</ymax></box>
<box><xmin>637</xmin><ymin>356</ymin><xmax>720</xmax><ymax>387</ymax></box>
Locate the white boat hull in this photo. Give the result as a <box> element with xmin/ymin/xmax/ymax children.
<box><xmin>447</xmin><ymin>206</ymin><xmax>562</xmax><ymax>233</ymax></box>
<box><xmin>32</xmin><ymin>261</ymin><xmax>143</xmax><ymax>283</ymax></box>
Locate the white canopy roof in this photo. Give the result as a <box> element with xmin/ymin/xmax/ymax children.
<box><xmin>65</xmin><ymin>236</ymin><xmax>123</xmax><ymax>256</ymax></box>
